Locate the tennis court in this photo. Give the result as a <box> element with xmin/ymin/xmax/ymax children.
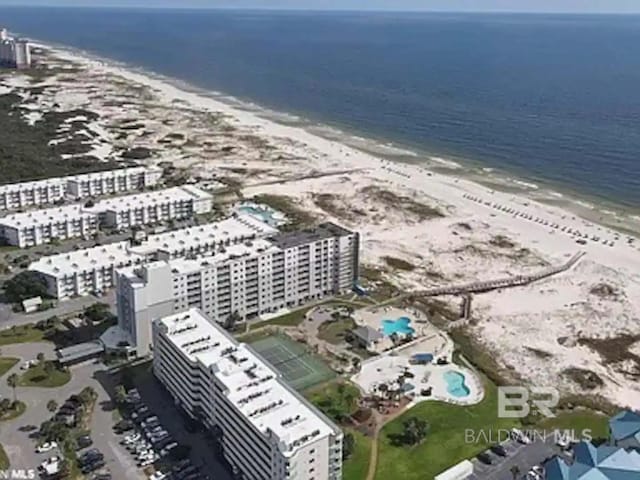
<box><xmin>250</xmin><ymin>334</ymin><xmax>335</xmax><ymax>391</ymax></box>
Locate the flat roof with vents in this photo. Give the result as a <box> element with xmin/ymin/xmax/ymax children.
<box><xmin>89</xmin><ymin>186</ymin><xmax>212</xmax><ymax>213</ymax></box>
<box><xmin>0</xmin><ymin>204</ymin><xmax>95</xmax><ymax>229</ymax></box>
<box><xmin>156</xmin><ymin>309</ymin><xmax>340</xmax><ymax>455</ymax></box>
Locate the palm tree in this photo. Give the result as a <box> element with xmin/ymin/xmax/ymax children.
<box><xmin>402</xmin><ymin>417</ymin><xmax>429</xmax><ymax>445</ymax></box>
<box><xmin>7</xmin><ymin>373</ymin><xmax>18</xmax><ymax>403</ymax></box>
<box><xmin>46</xmin><ymin>400</ymin><xmax>58</xmax><ymax>413</ymax></box>
<box><xmin>36</xmin><ymin>353</ymin><xmax>45</xmax><ymax>364</ymax></box>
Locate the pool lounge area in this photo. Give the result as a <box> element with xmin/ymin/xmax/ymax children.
<box><xmin>236</xmin><ymin>201</ymin><xmax>287</xmax><ymax>227</ymax></box>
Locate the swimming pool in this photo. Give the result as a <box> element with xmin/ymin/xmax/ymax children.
<box><xmin>443</xmin><ymin>370</ymin><xmax>471</xmax><ymax>398</ymax></box>
<box><xmin>239</xmin><ymin>205</ymin><xmax>279</xmax><ymax>226</ymax></box>
<box><xmin>381</xmin><ymin>316</ymin><xmax>415</xmax><ymax>337</ymax></box>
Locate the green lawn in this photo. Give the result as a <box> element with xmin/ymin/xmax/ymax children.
<box><xmin>249</xmin><ymin>306</ymin><xmax>314</xmax><ymax>330</ymax></box>
<box><xmin>375</xmin><ymin>378</ymin><xmax>520</xmax><ymax>480</ymax></box>
<box><xmin>18</xmin><ymin>362</ymin><xmax>71</xmax><ymax>388</ymax></box>
<box><xmin>0</xmin><ymin>401</ymin><xmax>26</xmax><ymax>422</ymax></box>
<box><xmin>306</xmin><ymin>381</ymin><xmax>360</xmax><ymax>423</ymax></box>
<box><xmin>318</xmin><ymin>318</ymin><xmax>356</xmax><ymax>345</ymax></box>
<box><xmin>0</xmin><ymin>443</ymin><xmax>8</xmax><ymax>469</ymax></box>
<box><xmin>0</xmin><ymin>357</ymin><xmax>19</xmax><ymax>377</ymax></box>
<box><xmin>537</xmin><ymin>410</ymin><xmax>610</xmax><ymax>441</ymax></box>
<box><xmin>343</xmin><ymin>429</ymin><xmax>372</xmax><ymax>480</ymax></box>
<box><xmin>0</xmin><ymin>324</ymin><xmax>47</xmax><ymax>346</ymax></box>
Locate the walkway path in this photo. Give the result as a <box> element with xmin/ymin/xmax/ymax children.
<box><xmin>365</xmin><ymin>406</ymin><xmax>409</xmax><ymax>480</ymax></box>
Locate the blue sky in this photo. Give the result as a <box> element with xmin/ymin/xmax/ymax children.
<box><xmin>0</xmin><ymin>0</ymin><xmax>639</xmax><ymax>13</ymax></box>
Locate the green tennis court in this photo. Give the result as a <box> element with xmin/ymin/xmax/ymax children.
<box><xmin>250</xmin><ymin>334</ymin><xmax>335</xmax><ymax>391</ymax></box>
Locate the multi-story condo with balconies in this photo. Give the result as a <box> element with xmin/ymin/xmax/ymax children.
<box><xmin>116</xmin><ymin>222</ymin><xmax>360</xmax><ymax>356</ymax></box>
<box><xmin>66</xmin><ymin>166</ymin><xmax>163</xmax><ymax>199</ymax></box>
<box><xmin>0</xmin><ymin>178</ymin><xmax>67</xmax><ymax>211</ymax></box>
<box><xmin>152</xmin><ymin>308</ymin><xmax>343</xmax><ymax>480</ymax></box>
<box><xmin>0</xmin><ymin>166</ymin><xmax>163</xmax><ymax>212</ymax></box>
<box><xmin>0</xmin><ymin>205</ymin><xmax>98</xmax><ymax>248</ymax></box>
<box><xmin>28</xmin><ymin>214</ymin><xmax>277</xmax><ymax>299</ymax></box>
<box><xmin>91</xmin><ymin>185</ymin><xmax>213</xmax><ymax>230</ymax></box>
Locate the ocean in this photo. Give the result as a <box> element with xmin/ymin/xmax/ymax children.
<box><xmin>3</xmin><ymin>7</ymin><xmax>640</xmax><ymax>208</ymax></box>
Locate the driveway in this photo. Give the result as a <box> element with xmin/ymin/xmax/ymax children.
<box><xmin>0</xmin><ymin>343</ymin><xmax>143</xmax><ymax>479</ymax></box>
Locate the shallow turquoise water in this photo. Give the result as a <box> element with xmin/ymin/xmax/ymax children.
<box><xmin>381</xmin><ymin>316</ymin><xmax>415</xmax><ymax>337</ymax></box>
<box><xmin>443</xmin><ymin>370</ymin><xmax>471</xmax><ymax>398</ymax></box>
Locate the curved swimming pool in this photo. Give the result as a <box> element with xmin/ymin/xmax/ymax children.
<box><xmin>443</xmin><ymin>370</ymin><xmax>471</xmax><ymax>398</ymax></box>
<box><xmin>381</xmin><ymin>316</ymin><xmax>415</xmax><ymax>337</ymax></box>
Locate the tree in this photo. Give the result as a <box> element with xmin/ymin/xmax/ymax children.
<box><xmin>0</xmin><ymin>398</ymin><xmax>11</xmax><ymax>415</ymax></box>
<box><xmin>224</xmin><ymin>311</ymin><xmax>241</xmax><ymax>331</ymax></box>
<box><xmin>37</xmin><ymin>353</ymin><xmax>45</xmax><ymax>364</ymax></box>
<box><xmin>7</xmin><ymin>373</ymin><xmax>18</xmax><ymax>403</ymax></box>
<box><xmin>114</xmin><ymin>385</ymin><xmax>127</xmax><ymax>405</ymax></box>
<box><xmin>342</xmin><ymin>432</ymin><xmax>355</xmax><ymax>460</ymax></box>
<box><xmin>47</xmin><ymin>400</ymin><xmax>58</xmax><ymax>413</ymax></box>
<box><xmin>401</xmin><ymin>417</ymin><xmax>429</xmax><ymax>446</ymax></box>
<box><xmin>44</xmin><ymin>361</ymin><xmax>55</xmax><ymax>377</ymax></box>
<box><xmin>79</xmin><ymin>386</ymin><xmax>96</xmax><ymax>405</ymax></box>
<box><xmin>3</xmin><ymin>271</ymin><xmax>49</xmax><ymax>304</ymax></box>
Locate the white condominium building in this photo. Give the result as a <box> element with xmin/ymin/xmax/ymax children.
<box><xmin>116</xmin><ymin>223</ymin><xmax>360</xmax><ymax>356</ymax></box>
<box><xmin>29</xmin><ymin>215</ymin><xmax>277</xmax><ymax>300</ymax></box>
<box><xmin>0</xmin><ymin>205</ymin><xmax>98</xmax><ymax>248</ymax></box>
<box><xmin>29</xmin><ymin>242</ymin><xmax>146</xmax><ymax>300</ymax></box>
<box><xmin>92</xmin><ymin>186</ymin><xmax>213</xmax><ymax>229</ymax></box>
<box><xmin>152</xmin><ymin>308</ymin><xmax>343</xmax><ymax>480</ymax></box>
<box><xmin>0</xmin><ymin>178</ymin><xmax>67</xmax><ymax>211</ymax></box>
<box><xmin>66</xmin><ymin>166</ymin><xmax>163</xmax><ymax>199</ymax></box>
<box><xmin>0</xmin><ymin>166</ymin><xmax>163</xmax><ymax>212</ymax></box>
<box><xmin>0</xmin><ymin>29</ymin><xmax>31</xmax><ymax>69</ymax></box>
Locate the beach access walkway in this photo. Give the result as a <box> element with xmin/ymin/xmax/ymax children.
<box><xmin>384</xmin><ymin>251</ymin><xmax>585</xmax><ymax>304</ymax></box>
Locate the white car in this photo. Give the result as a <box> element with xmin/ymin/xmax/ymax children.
<box><xmin>21</xmin><ymin>360</ymin><xmax>37</xmax><ymax>370</ymax></box>
<box><xmin>526</xmin><ymin>472</ymin><xmax>542</xmax><ymax>480</ymax></box>
<box><xmin>531</xmin><ymin>466</ymin><xmax>545</xmax><ymax>476</ymax></box>
<box><xmin>36</xmin><ymin>442</ymin><xmax>58</xmax><ymax>453</ymax></box>
<box><xmin>149</xmin><ymin>472</ymin><xmax>167</xmax><ymax>480</ymax></box>
<box><xmin>511</xmin><ymin>428</ymin><xmax>532</xmax><ymax>444</ymax></box>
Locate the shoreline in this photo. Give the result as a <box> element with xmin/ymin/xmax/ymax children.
<box><xmin>32</xmin><ymin>39</ymin><xmax>640</xmax><ymax>239</ymax></box>
<box><xmin>3</xmin><ymin>41</ymin><xmax>640</xmax><ymax>409</ymax></box>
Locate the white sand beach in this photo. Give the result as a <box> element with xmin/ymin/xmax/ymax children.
<box><xmin>3</xmin><ymin>45</ymin><xmax>639</xmax><ymax>409</ymax></box>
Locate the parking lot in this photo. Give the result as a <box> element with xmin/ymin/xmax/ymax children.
<box><xmin>468</xmin><ymin>431</ymin><xmax>562</xmax><ymax>480</ymax></box>
<box><xmin>113</xmin><ymin>363</ymin><xmax>233</xmax><ymax>480</ymax></box>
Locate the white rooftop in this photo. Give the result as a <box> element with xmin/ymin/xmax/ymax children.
<box><xmin>0</xmin><ymin>177</ymin><xmax>66</xmax><ymax>194</ymax></box>
<box><xmin>167</xmin><ymin>239</ymin><xmax>280</xmax><ymax>275</ymax></box>
<box><xmin>90</xmin><ymin>186</ymin><xmax>212</xmax><ymax>213</ymax></box>
<box><xmin>157</xmin><ymin>309</ymin><xmax>337</xmax><ymax>454</ymax></box>
<box><xmin>0</xmin><ymin>204</ymin><xmax>95</xmax><ymax>229</ymax></box>
<box><xmin>131</xmin><ymin>215</ymin><xmax>277</xmax><ymax>256</ymax></box>
<box><xmin>65</xmin><ymin>166</ymin><xmax>161</xmax><ymax>182</ymax></box>
<box><xmin>29</xmin><ymin>241</ymin><xmax>142</xmax><ymax>277</ymax></box>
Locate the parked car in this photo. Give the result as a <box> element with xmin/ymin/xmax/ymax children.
<box><xmin>477</xmin><ymin>452</ymin><xmax>493</xmax><ymax>465</ymax></box>
<box><xmin>490</xmin><ymin>444</ymin><xmax>507</xmax><ymax>456</ymax></box>
<box><xmin>150</xmin><ymin>471</ymin><xmax>168</xmax><ymax>480</ymax></box>
<box><xmin>81</xmin><ymin>459</ymin><xmax>105</xmax><ymax>474</ymax></box>
<box><xmin>76</xmin><ymin>435</ymin><xmax>93</xmax><ymax>449</ymax></box>
<box><xmin>36</xmin><ymin>442</ymin><xmax>58</xmax><ymax>453</ymax></box>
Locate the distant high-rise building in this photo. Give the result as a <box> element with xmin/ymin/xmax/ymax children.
<box><xmin>0</xmin><ymin>27</ymin><xmax>32</xmax><ymax>69</ymax></box>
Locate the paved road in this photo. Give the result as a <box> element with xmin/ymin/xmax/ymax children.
<box><xmin>0</xmin><ymin>290</ymin><xmax>117</xmax><ymax>329</ymax></box>
<box><xmin>0</xmin><ymin>342</ymin><xmax>143</xmax><ymax>479</ymax></box>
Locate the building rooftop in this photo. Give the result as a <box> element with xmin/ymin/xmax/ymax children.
<box><xmin>353</xmin><ymin>326</ymin><xmax>383</xmax><ymax>343</ymax></box>
<box><xmin>544</xmin><ymin>441</ymin><xmax>640</xmax><ymax>480</ymax></box>
<box><xmin>0</xmin><ymin>204</ymin><xmax>94</xmax><ymax>229</ymax></box>
<box><xmin>156</xmin><ymin>309</ymin><xmax>339</xmax><ymax>455</ymax></box>
<box><xmin>269</xmin><ymin>222</ymin><xmax>354</xmax><ymax>249</ymax></box>
<box><xmin>29</xmin><ymin>241</ymin><xmax>142</xmax><ymax>277</ymax></box>
<box><xmin>65</xmin><ymin>166</ymin><xmax>161</xmax><ymax>183</ymax></box>
<box><xmin>131</xmin><ymin>215</ymin><xmax>277</xmax><ymax>257</ymax></box>
<box><xmin>0</xmin><ymin>177</ymin><xmax>66</xmax><ymax>194</ymax></box>
<box><xmin>56</xmin><ymin>341</ymin><xmax>104</xmax><ymax>365</ymax></box>
<box><xmin>167</xmin><ymin>239</ymin><xmax>280</xmax><ymax>275</ymax></box>
<box><xmin>90</xmin><ymin>186</ymin><xmax>211</xmax><ymax>213</ymax></box>
<box><xmin>610</xmin><ymin>410</ymin><xmax>640</xmax><ymax>442</ymax></box>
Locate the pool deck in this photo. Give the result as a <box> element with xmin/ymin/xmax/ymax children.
<box><xmin>353</xmin><ymin>306</ymin><xmax>431</xmax><ymax>353</ymax></box>
<box><xmin>352</xmin><ymin>354</ymin><xmax>483</xmax><ymax>406</ymax></box>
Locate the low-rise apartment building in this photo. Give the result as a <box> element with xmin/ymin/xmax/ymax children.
<box><xmin>66</xmin><ymin>166</ymin><xmax>163</xmax><ymax>199</ymax></box>
<box><xmin>152</xmin><ymin>308</ymin><xmax>343</xmax><ymax>480</ymax></box>
<box><xmin>0</xmin><ymin>205</ymin><xmax>98</xmax><ymax>248</ymax></box>
<box><xmin>0</xmin><ymin>178</ymin><xmax>67</xmax><ymax>211</ymax></box>
<box><xmin>116</xmin><ymin>222</ymin><xmax>360</xmax><ymax>356</ymax></box>
<box><xmin>29</xmin><ymin>215</ymin><xmax>276</xmax><ymax>299</ymax></box>
<box><xmin>92</xmin><ymin>185</ymin><xmax>213</xmax><ymax>229</ymax></box>
<box><xmin>0</xmin><ymin>166</ymin><xmax>163</xmax><ymax>212</ymax></box>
